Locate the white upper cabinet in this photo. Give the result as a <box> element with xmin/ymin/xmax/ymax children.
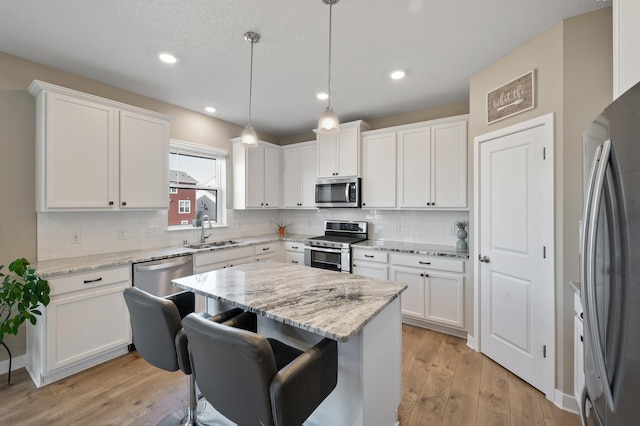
<box><xmin>119</xmin><ymin>110</ymin><xmax>169</xmax><ymax>209</ymax></box>
<box><xmin>361</xmin><ymin>131</ymin><xmax>397</xmax><ymax>208</ymax></box>
<box><xmin>614</xmin><ymin>0</ymin><xmax>640</xmax><ymax>99</ymax></box>
<box><xmin>29</xmin><ymin>80</ymin><xmax>170</xmax><ymax>212</ymax></box>
<box><xmin>430</xmin><ymin>121</ymin><xmax>468</xmax><ymax>208</ymax></box>
<box><xmin>232</xmin><ymin>139</ymin><xmax>281</xmax><ymax>209</ymax></box>
<box><xmin>282</xmin><ymin>141</ymin><xmax>317</xmax><ymax>208</ymax></box>
<box><xmin>398</xmin><ymin>126</ymin><xmax>431</xmax><ymax>207</ymax></box>
<box><xmin>397</xmin><ymin>117</ymin><xmax>468</xmax><ymax>209</ymax></box>
<box><xmin>316</xmin><ymin>120</ymin><xmax>371</xmax><ymax>178</ymax></box>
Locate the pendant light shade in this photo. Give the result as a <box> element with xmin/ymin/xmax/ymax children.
<box><xmin>318</xmin><ymin>106</ymin><xmax>339</xmax><ymax>133</ymax></box>
<box><xmin>241</xmin><ymin>31</ymin><xmax>260</xmax><ymax>147</ymax></box>
<box><xmin>240</xmin><ymin>124</ymin><xmax>257</xmax><ymax>146</ymax></box>
<box><xmin>317</xmin><ymin>0</ymin><xmax>340</xmax><ymax>134</ymax></box>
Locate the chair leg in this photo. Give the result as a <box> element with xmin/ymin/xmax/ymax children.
<box><xmin>183</xmin><ymin>373</ymin><xmax>198</xmax><ymax>426</ymax></box>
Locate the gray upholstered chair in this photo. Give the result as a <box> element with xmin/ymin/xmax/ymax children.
<box><xmin>123</xmin><ymin>287</ymin><xmax>248</xmax><ymax>426</ymax></box>
<box><xmin>182</xmin><ymin>312</ymin><xmax>339</xmax><ymax>426</ymax></box>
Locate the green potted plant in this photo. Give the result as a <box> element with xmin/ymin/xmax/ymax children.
<box><xmin>0</xmin><ymin>258</ymin><xmax>50</xmax><ymax>384</ymax></box>
<box><xmin>271</xmin><ymin>220</ymin><xmax>292</xmax><ymax>237</ymax></box>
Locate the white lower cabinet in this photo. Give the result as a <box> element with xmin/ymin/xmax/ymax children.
<box><xmin>254</xmin><ymin>242</ymin><xmax>278</xmax><ymax>262</ymax></box>
<box><xmin>193</xmin><ymin>246</ymin><xmax>255</xmax><ymax>273</ymax></box>
<box><xmin>284</xmin><ymin>241</ymin><xmax>305</xmax><ymax>266</ymax></box>
<box><xmin>26</xmin><ymin>266</ymin><xmax>132</xmax><ymax>387</ymax></box>
<box><xmin>390</xmin><ymin>253</ymin><xmax>464</xmax><ymax>329</ymax></box>
<box><xmin>352</xmin><ymin>248</ymin><xmax>389</xmax><ymax>280</ymax></box>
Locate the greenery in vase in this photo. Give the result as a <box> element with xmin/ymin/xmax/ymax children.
<box><xmin>0</xmin><ymin>258</ymin><xmax>50</xmax><ymax>343</ymax></box>
<box><xmin>455</xmin><ymin>220</ymin><xmax>469</xmax><ymax>231</ymax></box>
<box><xmin>271</xmin><ymin>220</ymin><xmax>292</xmax><ymax>231</ymax></box>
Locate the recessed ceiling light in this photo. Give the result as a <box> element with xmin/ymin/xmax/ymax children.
<box><xmin>390</xmin><ymin>70</ymin><xmax>406</xmax><ymax>80</ymax></box>
<box><xmin>205</xmin><ymin>106</ymin><xmax>216</xmax><ymax>113</ymax></box>
<box><xmin>316</xmin><ymin>92</ymin><xmax>329</xmax><ymax>100</ymax></box>
<box><xmin>158</xmin><ymin>52</ymin><xmax>178</xmax><ymax>64</ymax></box>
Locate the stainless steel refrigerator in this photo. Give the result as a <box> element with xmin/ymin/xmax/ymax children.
<box><xmin>581</xmin><ymin>81</ymin><xmax>640</xmax><ymax>425</ymax></box>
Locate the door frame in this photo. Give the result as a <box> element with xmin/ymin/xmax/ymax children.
<box><xmin>472</xmin><ymin>113</ymin><xmax>555</xmax><ymax>399</ymax></box>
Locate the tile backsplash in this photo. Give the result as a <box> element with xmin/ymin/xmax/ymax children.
<box><xmin>37</xmin><ymin>208</ymin><xmax>469</xmax><ymax>261</ymax></box>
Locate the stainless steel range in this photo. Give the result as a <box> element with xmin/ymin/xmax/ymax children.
<box><xmin>304</xmin><ymin>220</ymin><xmax>368</xmax><ymax>273</ymax></box>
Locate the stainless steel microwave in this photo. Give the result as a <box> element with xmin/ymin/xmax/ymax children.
<box><xmin>315</xmin><ymin>177</ymin><xmax>361</xmax><ymax>208</ymax></box>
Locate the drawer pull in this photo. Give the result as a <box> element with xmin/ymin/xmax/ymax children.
<box><xmin>292</xmin><ymin>246</ymin><xmax>299</xmax><ymax>249</ymax></box>
<box><xmin>365</xmin><ymin>254</ymin><xmax>374</xmax><ymax>258</ymax></box>
<box><xmin>418</xmin><ymin>261</ymin><xmax>431</xmax><ymax>265</ymax></box>
<box><xmin>262</xmin><ymin>247</ymin><xmax>270</xmax><ymax>251</ymax></box>
<box><xmin>292</xmin><ymin>260</ymin><xmax>299</xmax><ymax>264</ymax></box>
<box><xmin>83</xmin><ymin>277</ymin><xmax>103</xmax><ymax>284</ymax></box>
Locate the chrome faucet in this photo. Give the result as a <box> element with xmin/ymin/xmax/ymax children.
<box><xmin>200</xmin><ymin>214</ymin><xmax>212</xmax><ymax>243</ymax></box>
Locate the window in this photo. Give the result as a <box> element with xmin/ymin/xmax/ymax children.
<box><xmin>169</xmin><ymin>139</ymin><xmax>227</xmax><ymax>228</ymax></box>
<box><xmin>178</xmin><ymin>200</ymin><xmax>191</xmax><ymax>214</ymax></box>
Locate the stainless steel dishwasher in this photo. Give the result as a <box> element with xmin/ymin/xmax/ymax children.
<box><xmin>132</xmin><ymin>255</ymin><xmax>193</xmax><ymax>297</ymax></box>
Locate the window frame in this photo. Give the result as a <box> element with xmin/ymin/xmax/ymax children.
<box><xmin>168</xmin><ymin>139</ymin><xmax>228</xmax><ymax>231</ymax></box>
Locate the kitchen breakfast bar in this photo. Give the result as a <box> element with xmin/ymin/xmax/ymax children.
<box><xmin>172</xmin><ymin>261</ymin><xmax>407</xmax><ymax>426</ymax></box>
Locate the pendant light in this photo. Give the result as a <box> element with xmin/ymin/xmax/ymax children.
<box><xmin>317</xmin><ymin>0</ymin><xmax>340</xmax><ymax>134</ymax></box>
<box><xmin>240</xmin><ymin>31</ymin><xmax>260</xmax><ymax>146</ymax></box>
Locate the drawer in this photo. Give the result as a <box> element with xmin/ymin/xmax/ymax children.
<box><xmin>352</xmin><ymin>249</ymin><xmax>388</xmax><ymax>263</ymax></box>
<box><xmin>48</xmin><ymin>265</ymin><xmax>131</xmax><ymax>297</ymax></box>
<box><xmin>390</xmin><ymin>253</ymin><xmax>464</xmax><ymax>273</ymax></box>
<box><xmin>285</xmin><ymin>251</ymin><xmax>305</xmax><ymax>265</ymax></box>
<box><xmin>194</xmin><ymin>246</ymin><xmax>254</xmax><ymax>267</ymax></box>
<box><xmin>284</xmin><ymin>241</ymin><xmax>305</xmax><ymax>252</ymax></box>
<box><xmin>254</xmin><ymin>242</ymin><xmax>277</xmax><ymax>256</ymax></box>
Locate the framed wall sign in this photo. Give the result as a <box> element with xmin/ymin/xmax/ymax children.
<box><xmin>487</xmin><ymin>69</ymin><xmax>536</xmax><ymax>124</ymax></box>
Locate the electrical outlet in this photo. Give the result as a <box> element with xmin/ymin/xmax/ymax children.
<box><xmin>448</xmin><ymin>225</ymin><xmax>455</xmax><ymax>236</ymax></box>
<box><xmin>146</xmin><ymin>225</ymin><xmax>157</xmax><ymax>237</ymax></box>
<box><xmin>117</xmin><ymin>229</ymin><xmax>126</xmax><ymax>240</ymax></box>
<box><xmin>70</xmin><ymin>232</ymin><xmax>81</xmax><ymax>244</ymax></box>
<box><xmin>396</xmin><ymin>224</ymin><xmax>402</xmax><ymax>232</ymax></box>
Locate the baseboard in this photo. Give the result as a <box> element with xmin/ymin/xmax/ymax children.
<box><xmin>554</xmin><ymin>389</ymin><xmax>579</xmax><ymax>414</ymax></box>
<box><xmin>466</xmin><ymin>334</ymin><xmax>479</xmax><ymax>351</ymax></box>
<box><xmin>0</xmin><ymin>354</ymin><xmax>27</xmax><ymax>376</ymax></box>
<box><xmin>402</xmin><ymin>316</ymin><xmax>467</xmax><ymax>339</ymax></box>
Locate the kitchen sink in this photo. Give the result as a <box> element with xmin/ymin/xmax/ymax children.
<box><xmin>184</xmin><ymin>240</ymin><xmax>243</xmax><ymax>250</ymax></box>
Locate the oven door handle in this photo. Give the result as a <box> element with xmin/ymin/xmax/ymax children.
<box><xmin>305</xmin><ymin>245</ymin><xmax>343</xmax><ymax>254</ymax></box>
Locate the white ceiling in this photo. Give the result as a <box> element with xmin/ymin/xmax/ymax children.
<box><xmin>0</xmin><ymin>0</ymin><xmax>609</xmax><ymax>138</ymax></box>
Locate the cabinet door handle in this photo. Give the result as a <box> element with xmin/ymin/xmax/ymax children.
<box><xmin>292</xmin><ymin>260</ymin><xmax>299</xmax><ymax>264</ymax></box>
<box><xmin>365</xmin><ymin>254</ymin><xmax>374</xmax><ymax>258</ymax></box>
<box><xmin>291</xmin><ymin>246</ymin><xmax>299</xmax><ymax>249</ymax></box>
<box><xmin>108</xmin><ymin>201</ymin><xmax>114</xmax><ymax>205</ymax></box>
<box><xmin>418</xmin><ymin>261</ymin><xmax>431</xmax><ymax>265</ymax></box>
<box><xmin>262</xmin><ymin>247</ymin><xmax>270</xmax><ymax>251</ymax></box>
<box><xmin>83</xmin><ymin>277</ymin><xmax>103</xmax><ymax>284</ymax></box>
<box><xmin>121</xmin><ymin>201</ymin><xmax>127</xmax><ymax>206</ymax></box>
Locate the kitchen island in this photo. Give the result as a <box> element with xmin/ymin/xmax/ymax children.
<box><xmin>172</xmin><ymin>261</ymin><xmax>407</xmax><ymax>426</ymax></box>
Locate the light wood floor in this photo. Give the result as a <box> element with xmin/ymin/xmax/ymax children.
<box><xmin>0</xmin><ymin>324</ymin><xmax>579</xmax><ymax>425</ymax></box>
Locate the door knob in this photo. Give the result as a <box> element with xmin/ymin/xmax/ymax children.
<box><xmin>478</xmin><ymin>255</ymin><xmax>491</xmax><ymax>263</ymax></box>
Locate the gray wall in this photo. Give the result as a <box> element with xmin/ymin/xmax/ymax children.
<box><xmin>468</xmin><ymin>7</ymin><xmax>612</xmax><ymax>397</ymax></box>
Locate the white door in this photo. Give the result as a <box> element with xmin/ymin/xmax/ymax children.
<box><xmin>477</xmin><ymin>114</ymin><xmax>554</xmax><ymax>397</ymax></box>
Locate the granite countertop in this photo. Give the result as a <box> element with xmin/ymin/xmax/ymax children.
<box><xmin>172</xmin><ymin>261</ymin><xmax>407</xmax><ymax>342</ymax></box>
<box><xmin>35</xmin><ymin>233</ymin><xmax>314</xmax><ymax>277</ymax></box>
<box><xmin>354</xmin><ymin>240</ymin><xmax>469</xmax><ymax>259</ymax></box>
